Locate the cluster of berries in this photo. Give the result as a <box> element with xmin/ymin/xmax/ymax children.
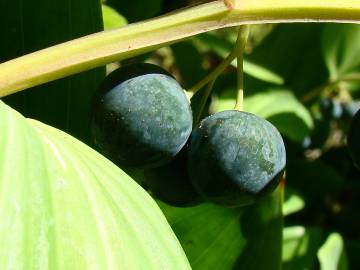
<box><xmin>91</xmin><ymin>63</ymin><xmax>286</xmax><ymax>207</ymax></box>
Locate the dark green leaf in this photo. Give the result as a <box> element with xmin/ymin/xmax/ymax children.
<box><xmin>106</xmin><ymin>0</ymin><xmax>162</xmax><ymax>23</ymax></box>
<box><xmin>159</xmin><ymin>187</ymin><xmax>283</xmax><ymax>270</ymax></box>
<box><xmin>1</xmin><ymin>0</ymin><xmax>105</xmax><ymax>144</ymax></box>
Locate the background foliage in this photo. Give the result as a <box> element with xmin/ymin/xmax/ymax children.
<box><xmin>1</xmin><ymin>0</ymin><xmax>360</xmax><ymax>269</ymax></box>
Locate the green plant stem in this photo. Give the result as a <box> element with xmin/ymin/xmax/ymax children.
<box><xmin>191</xmin><ymin>25</ymin><xmax>248</xmax><ymax>125</ymax></box>
<box><xmin>186</xmin><ymin>56</ymin><xmax>231</xmax><ymax>99</ymax></box>
<box><xmin>187</xmin><ymin>27</ymin><xmax>246</xmax><ymax>98</ymax></box>
<box><xmin>234</xmin><ymin>25</ymin><xmax>250</xmax><ymax>111</ymax></box>
<box><xmin>193</xmin><ymin>79</ymin><xmax>216</xmax><ymax>126</ymax></box>
<box><xmin>0</xmin><ymin>0</ymin><xmax>360</xmax><ymax>97</ymax></box>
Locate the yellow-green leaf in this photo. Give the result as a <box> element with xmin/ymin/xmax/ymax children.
<box><xmin>0</xmin><ymin>100</ymin><xmax>190</xmax><ymax>269</ymax></box>
<box><xmin>102</xmin><ymin>4</ymin><xmax>127</xmax><ymax>30</ymax></box>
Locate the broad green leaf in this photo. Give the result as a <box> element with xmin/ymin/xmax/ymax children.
<box><xmin>160</xmin><ymin>203</ymin><xmax>245</xmax><ymax>270</ymax></box>
<box><xmin>318</xmin><ymin>233</ymin><xmax>348</xmax><ymax>270</ymax></box>
<box><xmin>1</xmin><ymin>0</ymin><xmax>105</xmax><ymax>144</ymax></box>
<box><xmin>282</xmin><ymin>226</ymin><xmax>325</xmax><ymax>270</ymax></box>
<box><xmin>211</xmin><ymin>88</ymin><xmax>313</xmax><ymax>141</ymax></box>
<box><xmin>102</xmin><ymin>4</ymin><xmax>128</xmax><ymax>30</ymax></box>
<box><xmin>245</xmin><ymin>90</ymin><xmax>312</xmax><ymax>125</ymax></box>
<box><xmin>0</xmin><ymin>100</ymin><xmax>190</xmax><ymax>269</ymax></box>
<box><xmin>159</xmin><ymin>187</ymin><xmax>283</xmax><ymax>270</ymax></box>
<box><xmin>322</xmin><ymin>24</ymin><xmax>360</xmax><ymax>79</ymax></box>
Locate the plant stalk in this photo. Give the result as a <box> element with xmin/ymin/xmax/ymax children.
<box><xmin>0</xmin><ymin>0</ymin><xmax>360</xmax><ymax>97</ymax></box>
<box><xmin>193</xmin><ymin>79</ymin><xmax>216</xmax><ymax>126</ymax></box>
<box><xmin>187</xmin><ymin>28</ymin><xmax>245</xmax><ymax>98</ymax></box>
<box><xmin>234</xmin><ymin>25</ymin><xmax>250</xmax><ymax>111</ymax></box>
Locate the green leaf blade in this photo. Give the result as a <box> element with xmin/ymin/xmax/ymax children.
<box><xmin>0</xmin><ymin>100</ymin><xmax>190</xmax><ymax>270</ymax></box>
<box><xmin>160</xmin><ymin>186</ymin><xmax>283</xmax><ymax>270</ymax></box>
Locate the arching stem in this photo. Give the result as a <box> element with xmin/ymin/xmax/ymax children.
<box><xmin>187</xmin><ymin>26</ymin><xmax>249</xmax><ymax>99</ymax></box>
<box><xmin>190</xmin><ymin>25</ymin><xmax>250</xmax><ymax>125</ymax></box>
<box><xmin>193</xmin><ymin>79</ymin><xmax>216</xmax><ymax>126</ymax></box>
<box><xmin>1</xmin><ymin>0</ymin><xmax>360</xmax><ymax>97</ymax></box>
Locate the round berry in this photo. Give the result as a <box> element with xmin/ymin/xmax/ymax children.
<box><xmin>91</xmin><ymin>63</ymin><xmax>193</xmax><ymax>168</ymax></box>
<box><xmin>188</xmin><ymin>110</ymin><xmax>286</xmax><ymax>206</ymax></box>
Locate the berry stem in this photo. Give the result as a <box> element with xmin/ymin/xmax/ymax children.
<box><xmin>187</xmin><ymin>26</ymin><xmax>249</xmax><ymax>99</ymax></box>
<box><xmin>234</xmin><ymin>25</ymin><xmax>250</xmax><ymax>111</ymax></box>
<box><xmin>193</xmin><ymin>79</ymin><xmax>216</xmax><ymax>126</ymax></box>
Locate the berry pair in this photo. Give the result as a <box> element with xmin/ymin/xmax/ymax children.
<box><xmin>91</xmin><ymin>63</ymin><xmax>286</xmax><ymax>207</ymax></box>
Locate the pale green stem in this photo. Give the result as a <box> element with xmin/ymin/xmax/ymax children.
<box><xmin>192</xmin><ymin>25</ymin><xmax>249</xmax><ymax>124</ymax></box>
<box><xmin>234</xmin><ymin>25</ymin><xmax>250</xmax><ymax>111</ymax></box>
<box><xmin>187</xmin><ymin>27</ymin><xmax>245</xmax><ymax>98</ymax></box>
<box><xmin>0</xmin><ymin>0</ymin><xmax>360</xmax><ymax>97</ymax></box>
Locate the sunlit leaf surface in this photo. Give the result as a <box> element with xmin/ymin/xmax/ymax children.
<box><xmin>0</xmin><ymin>100</ymin><xmax>190</xmax><ymax>270</ymax></box>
